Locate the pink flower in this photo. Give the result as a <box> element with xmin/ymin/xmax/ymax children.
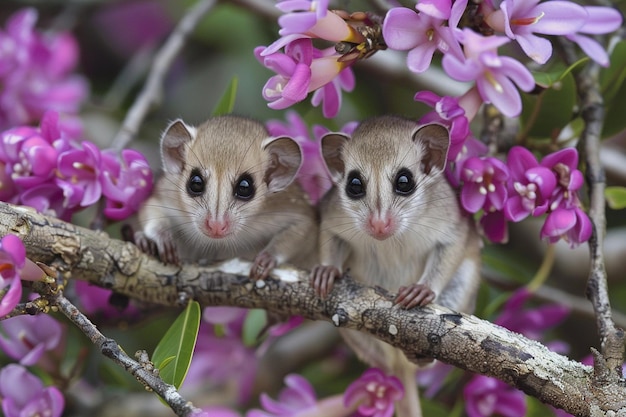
<box><xmin>485</xmin><ymin>0</ymin><xmax>587</xmax><ymax>64</ymax></box>
<box><xmin>442</xmin><ymin>29</ymin><xmax>535</xmax><ymax>117</ymax></box>
<box><xmin>256</xmin><ymin>40</ymin><xmax>353</xmax><ymax>118</ymax></box>
<box><xmin>460</xmin><ymin>156</ymin><xmax>509</xmax><ymax>213</ymax></box>
<box><xmin>74</xmin><ymin>280</ymin><xmax>140</xmax><ymax>319</ymax></box>
<box><xmin>344</xmin><ymin>368</ymin><xmax>404</xmax><ymax>417</ymax></box>
<box><xmin>0</xmin><ymin>314</ymin><xmax>62</xmax><ymax>365</ymax></box>
<box><xmin>504</xmin><ymin>146</ymin><xmax>556</xmax><ymax>222</ymax></box>
<box><xmin>495</xmin><ymin>288</ymin><xmax>570</xmax><ymax>344</ymax></box>
<box><xmin>0</xmin><ymin>235</ymin><xmax>27</xmax><ymax>317</ymax></box>
<box><xmin>57</xmin><ymin>141</ymin><xmax>103</xmax><ymax>207</ymax></box>
<box><xmin>414</xmin><ymin>91</ymin><xmax>470</xmax><ymax>161</ymax></box>
<box><xmin>382</xmin><ymin>1</ymin><xmax>465</xmax><ymax>73</ymax></box>
<box><xmin>463</xmin><ymin>374</ymin><xmax>526</xmax><ymax>417</ymax></box>
<box><xmin>0</xmin><ymin>364</ymin><xmax>64</xmax><ymax>417</ymax></box>
<box><xmin>266</xmin><ymin>111</ymin><xmax>356</xmax><ymax>203</ymax></box>
<box><xmin>538</xmin><ymin>147</ymin><xmax>591</xmax><ymax>247</ymax></box>
<box><xmin>540</xmin><ymin>206</ymin><xmax>592</xmax><ymax>248</ymax></box>
<box><xmin>565</xmin><ymin>6</ymin><xmax>623</xmax><ymax>67</ymax></box>
<box><xmin>101</xmin><ymin>149</ymin><xmax>153</xmax><ymax>221</ymax></box>
<box><xmin>0</xmin><ymin>8</ymin><xmax>87</xmax><ymax>130</ymax></box>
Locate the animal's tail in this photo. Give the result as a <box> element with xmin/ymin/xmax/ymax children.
<box><xmin>395</xmin><ymin>364</ymin><xmax>422</xmax><ymax>417</ymax></box>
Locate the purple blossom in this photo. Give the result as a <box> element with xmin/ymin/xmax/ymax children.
<box><xmin>344</xmin><ymin>368</ymin><xmax>404</xmax><ymax>417</ymax></box>
<box><xmin>256</xmin><ymin>40</ymin><xmax>353</xmax><ymax>118</ymax></box>
<box><xmin>565</xmin><ymin>6</ymin><xmax>623</xmax><ymax>66</ymax></box>
<box><xmin>480</xmin><ymin>209</ymin><xmax>508</xmax><ymax>243</ymax></box>
<box><xmin>0</xmin><ymin>8</ymin><xmax>87</xmax><ymax>130</ymax></box>
<box><xmin>460</xmin><ymin>156</ymin><xmax>509</xmax><ymax>214</ymax></box>
<box><xmin>414</xmin><ymin>91</ymin><xmax>470</xmax><ymax>161</ymax></box>
<box><xmin>0</xmin><ymin>314</ymin><xmax>62</xmax><ymax>365</ymax></box>
<box><xmin>74</xmin><ymin>280</ymin><xmax>140</xmax><ymax>319</ymax></box>
<box><xmin>267</xmin><ymin>111</ymin><xmax>357</xmax><ymax>204</ymax></box>
<box><xmin>57</xmin><ymin>141</ymin><xmax>102</xmax><ymax>207</ymax></box>
<box><xmin>539</xmin><ymin>148</ymin><xmax>591</xmax><ymax>247</ymax></box>
<box><xmin>463</xmin><ymin>375</ymin><xmax>526</xmax><ymax>417</ymax></box>
<box><xmin>382</xmin><ymin>1</ymin><xmax>465</xmax><ymax>73</ymax></box>
<box><xmin>246</xmin><ymin>374</ymin><xmax>347</xmax><ymax>417</ymax></box>
<box><xmin>276</xmin><ymin>0</ymin><xmax>329</xmax><ymax>35</ymax></box>
<box><xmin>495</xmin><ymin>288</ymin><xmax>570</xmax><ymax>344</ymax></box>
<box><xmin>101</xmin><ymin>149</ymin><xmax>153</xmax><ymax>220</ymax></box>
<box><xmin>0</xmin><ymin>364</ymin><xmax>64</xmax><ymax>417</ymax></box>
<box><xmin>263</xmin><ymin>4</ymin><xmax>362</xmax><ymax>56</ymax></box>
<box><xmin>0</xmin><ymin>111</ymin><xmax>153</xmax><ymax>221</ymax></box>
<box><xmin>485</xmin><ymin>0</ymin><xmax>587</xmax><ymax>64</ymax></box>
<box><xmin>0</xmin><ymin>234</ymin><xmax>27</xmax><ymax>317</ymax></box>
<box><xmin>442</xmin><ymin>29</ymin><xmax>535</xmax><ymax>117</ymax></box>
<box><xmin>504</xmin><ymin>146</ymin><xmax>556</xmax><ymax>222</ymax></box>
<box><xmin>540</xmin><ymin>206</ymin><xmax>592</xmax><ymax>248</ymax></box>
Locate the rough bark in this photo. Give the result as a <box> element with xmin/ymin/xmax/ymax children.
<box><xmin>1</xmin><ymin>202</ymin><xmax>626</xmax><ymax>416</ymax></box>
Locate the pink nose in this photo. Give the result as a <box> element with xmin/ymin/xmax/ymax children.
<box><xmin>205</xmin><ymin>216</ymin><xmax>230</xmax><ymax>238</ymax></box>
<box><xmin>367</xmin><ymin>215</ymin><xmax>394</xmax><ymax>240</ymax></box>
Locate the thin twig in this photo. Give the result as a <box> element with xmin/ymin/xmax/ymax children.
<box><xmin>110</xmin><ymin>0</ymin><xmax>216</xmax><ymax>151</ymax></box>
<box><xmin>560</xmin><ymin>37</ymin><xmax>625</xmax><ymax>376</ymax></box>
<box><xmin>53</xmin><ymin>292</ymin><xmax>201</xmax><ymax>417</ymax></box>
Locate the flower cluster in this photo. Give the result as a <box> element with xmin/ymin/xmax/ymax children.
<box><xmin>0</xmin><ymin>111</ymin><xmax>153</xmax><ymax>221</ymax></box>
<box><xmin>414</xmin><ymin>90</ymin><xmax>592</xmax><ymax>247</ymax></box>
<box><xmin>258</xmin><ymin>1</ymin><xmax>621</xmax><ymax>119</ymax></box>
<box><xmin>344</xmin><ymin>368</ymin><xmax>404</xmax><ymax>417</ymax></box>
<box><xmin>254</xmin><ymin>0</ymin><xmax>396</xmax><ymax>118</ymax></box>
<box><xmin>0</xmin><ymin>8</ymin><xmax>87</xmax><ymax>131</ymax></box>
<box><xmin>383</xmin><ymin>0</ymin><xmax>621</xmax><ymax>117</ymax></box>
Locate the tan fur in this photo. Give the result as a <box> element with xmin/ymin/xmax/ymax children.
<box><xmin>136</xmin><ymin>115</ymin><xmax>317</xmax><ymax>270</ymax></box>
<box><xmin>318</xmin><ymin>115</ymin><xmax>482</xmax><ymax>417</ymax></box>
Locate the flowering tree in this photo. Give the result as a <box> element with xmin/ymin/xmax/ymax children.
<box><xmin>0</xmin><ymin>1</ymin><xmax>625</xmax><ymax>417</ymax></box>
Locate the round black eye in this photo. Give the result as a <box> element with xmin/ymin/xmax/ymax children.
<box><xmin>187</xmin><ymin>171</ymin><xmax>205</xmax><ymax>196</ymax></box>
<box><xmin>395</xmin><ymin>169</ymin><xmax>415</xmax><ymax>195</ymax></box>
<box><xmin>234</xmin><ymin>174</ymin><xmax>255</xmax><ymax>200</ymax></box>
<box><xmin>345</xmin><ymin>171</ymin><xmax>365</xmax><ymax>199</ymax></box>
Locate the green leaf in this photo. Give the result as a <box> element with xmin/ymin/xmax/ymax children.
<box><xmin>212</xmin><ymin>76</ymin><xmax>238</xmax><ymax>116</ymax></box>
<box><xmin>152</xmin><ymin>301</ymin><xmax>201</xmax><ymax>389</ymax></box>
<box><xmin>531</xmin><ymin>57</ymin><xmax>588</xmax><ymax>88</ymax></box>
<box><xmin>606</xmin><ymin>186</ymin><xmax>626</xmax><ymax>210</ymax></box>
<box><xmin>242</xmin><ymin>309</ymin><xmax>267</xmax><ymax>347</ymax></box>
<box><xmin>520</xmin><ymin>72</ymin><xmax>577</xmax><ymax>140</ymax></box>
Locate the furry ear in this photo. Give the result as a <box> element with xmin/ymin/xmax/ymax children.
<box><xmin>161</xmin><ymin>120</ymin><xmax>196</xmax><ymax>174</ymax></box>
<box><xmin>412</xmin><ymin>123</ymin><xmax>450</xmax><ymax>175</ymax></box>
<box><xmin>320</xmin><ymin>132</ymin><xmax>349</xmax><ymax>183</ymax></box>
<box><xmin>262</xmin><ymin>136</ymin><xmax>302</xmax><ymax>193</ymax></box>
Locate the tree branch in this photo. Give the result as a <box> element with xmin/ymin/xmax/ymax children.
<box><xmin>52</xmin><ymin>292</ymin><xmax>201</xmax><ymax>417</ymax></box>
<box><xmin>110</xmin><ymin>0</ymin><xmax>216</xmax><ymax>151</ymax></box>
<box><xmin>1</xmin><ymin>201</ymin><xmax>625</xmax><ymax>417</ymax></box>
<box><xmin>559</xmin><ymin>36</ymin><xmax>626</xmax><ymax>377</ymax></box>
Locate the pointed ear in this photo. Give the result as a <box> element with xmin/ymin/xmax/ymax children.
<box><xmin>321</xmin><ymin>132</ymin><xmax>349</xmax><ymax>183</ymax></box>
<box><xmin>262</xmin><ymin>136</ymin><xmax>302</xmax><ymax>193</ymax></box>
<box><xmin>412</xmin><ymin>123</ymin><xmax>450</xmax><ymax>175</ymax></box>
<box><xmin>161</xmin><ymin>119</ymin><xmax>196</xmax><ymax>174</ymax></box>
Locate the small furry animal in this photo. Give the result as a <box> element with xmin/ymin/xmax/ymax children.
<box><xmin>134</xmin><ymin>115</ymin><xmax>317</xmax><ymax>279</ymax></box>
<box><xmin>311</xmin><ymin>115</ymin><xmax>482</xmax><ymax>417</ymax></box>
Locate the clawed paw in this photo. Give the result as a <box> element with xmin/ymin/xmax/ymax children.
<box><xmin>250</xmin><ymin>251</ymin><xmax>277</xmax><ymax>281</ymax></box>
<box><xmin>395</xmin><ymin>284</ymin><xmax>435</xmax><ymax>309</ymax></box>
<box><xmin>134</xmin><ymin>231</ymin><xmax>180</xmax><ymax>265</ymax></box>
<box><xmin>310</xmin><ymin>265</ymin><xmax>341</xmax><ymax>299</ymax></box>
